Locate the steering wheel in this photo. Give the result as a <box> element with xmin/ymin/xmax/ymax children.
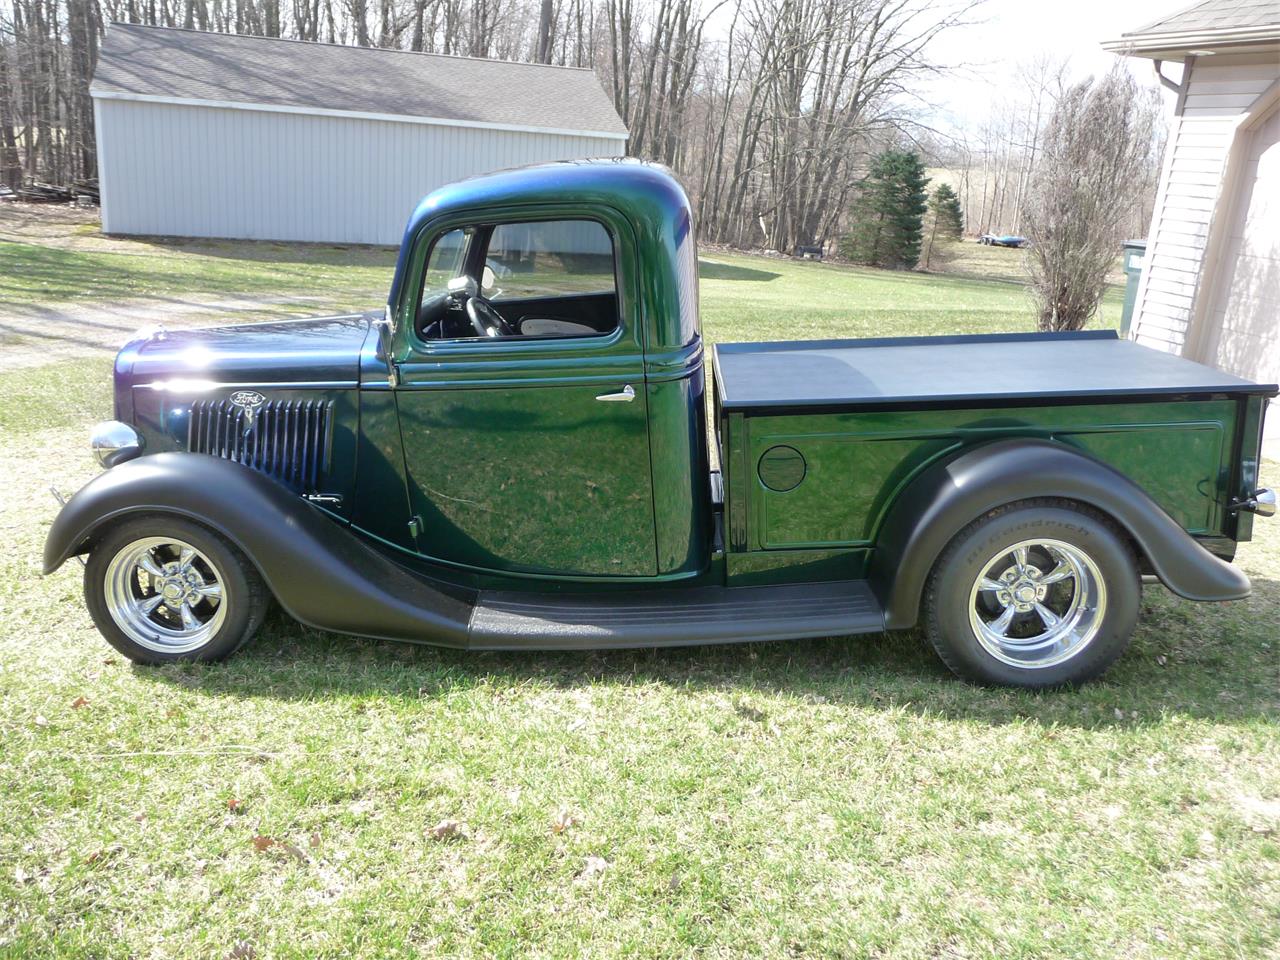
<box><xmin>466</xmin><ymin>294</ymin><xmax>516</xmax><ymax>338</ymax></box>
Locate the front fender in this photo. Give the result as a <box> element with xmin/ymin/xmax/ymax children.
<box><xmin>872</xmin><ymin>438</ymin><xmax>1250</xmax><ymax>630</ymax></box>
<box><xmin>44</xmin><ymin>454</ymin><xmax>473</xmax><ymax>646</ymax></box>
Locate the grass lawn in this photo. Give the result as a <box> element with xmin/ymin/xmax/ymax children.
<box><xmin>0</xmin><ymin>237</ymin><xmax>395</xmax><ymax>307</ymax></box>
<box><xmin>1</xmin><ymin>226</ymin><xmax>1275</xmax><ymax>959</ymax></box>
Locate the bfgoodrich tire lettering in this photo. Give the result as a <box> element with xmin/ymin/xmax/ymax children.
<box><xmin>924</xmin><ymin>499</ymin><xmax>1140</xmax><ymax>688</ymax></box>
<box><xmin>84</xmin><ymin>515</ymin><xmax>270</xmax><ymax>665</ymax></box>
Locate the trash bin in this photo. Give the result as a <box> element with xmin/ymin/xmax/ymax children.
<box><xmin>1120</xmin><ymin>240</ymin><xmax>1147</xmax><ymax>338</ymax></box>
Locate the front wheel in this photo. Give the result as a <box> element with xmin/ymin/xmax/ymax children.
<box><xmin>84</xmin><ymin>516</ymin><xmax>270</xmax><ymax>665</ymax></box>
<box><xmin>923</xmin><ymin>500</ymin><xmax>1140</xmax><ymax>688</ymax></box>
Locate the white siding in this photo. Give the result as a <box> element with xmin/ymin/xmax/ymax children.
<box><xmin>1130</xmin><ymin>53</ymin><xmax>1278</xmax><ymax>354</ymax></box>
<box><xmin>95</xmin><ymin>99</ymin><xmax>625</xmax><ymax>244</ymax></box>
<box><xmin>1200</xmin><ymin>100</ymin><xmax>1280</xmax><ymax>442</ymax></box>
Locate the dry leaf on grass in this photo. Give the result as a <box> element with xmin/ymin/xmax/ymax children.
<box><xmin>85</xmin><ymin>844</ymin><xmax>123</xmax><ymax>865</ymax></box>
<box><xmin>578</xmin><ymin>855</ymin><xmax>609</xmax><ymax>881</ymax></box>
<box><xmin>309</xmin><ymin>833</ymin><xmax>322</xmax><ymax>848</ymax></box>
<box><xmin>226</xmin><ymin>943</ymin><xmax>256</xmax><ymax>960</ymax></box>
<box><xmin>227</xmin><ymin>798</ymin><xmax>243</xmax><ymax>812</ymax></box>
<box><xmin>250</xmin><ymin>835</ymin><xmax>308</xmax><ymax>864</ymax></box>
<box><xmin>551</xmin><ymin>810</ymin><xmax>579</xmax><ymax>835</ymax></box>
<box><xmin>428</xmin><ymin>819</ymin><xmax>465</xmax><ymax>841</ymax></box>
<box><xmin>71</xmin><ymin>696</ymin><xmax>88</xmax><ymax>709</ymax></box>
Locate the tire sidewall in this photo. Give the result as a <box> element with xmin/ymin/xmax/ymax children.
<box><xmin>84</xmin><ymin>516</ymin><xmax>259</xmax><ymax>665</ymax></box>
<box><xmin>927</xmin><ymin>504</ymin><xmax>1140</xmax><ymax>688</ymax></box>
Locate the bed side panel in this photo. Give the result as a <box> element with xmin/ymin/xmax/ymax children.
<box><xmin>738</xmin><ymin>399</ymin><xmax>1238</xmax><ymax>553</ymax></box>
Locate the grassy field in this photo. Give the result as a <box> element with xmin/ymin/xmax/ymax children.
<box><xmin>0</xmin><ymin>203</ymin><xmax>1120</xmax><ymax>335</ymax></box>
<box><xmin>0</xmin><ymin>237</ymin><xmax>394</xmax><ymax>305</ymax></box>
<box><xmin>1</xmin><ymin>221</ymin><xmax>1276</xmax><ymax>960</ymax></box>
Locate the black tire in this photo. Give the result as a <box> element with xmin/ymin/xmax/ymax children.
<box><xmin>84</xmin><ymin>515</ymin><xmax>270</xmax><ymax>665</ymax></box>
<box><xmin>923</xmin><ymin>499</ymin><xmax>1140</xmax><ymax>688</ymax></box>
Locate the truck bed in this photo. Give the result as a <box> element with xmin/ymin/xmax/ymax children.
<box><xmin>712</xmin><ymin>331</ymin><xmax>1277</xmax><ymax>412</ymax></box>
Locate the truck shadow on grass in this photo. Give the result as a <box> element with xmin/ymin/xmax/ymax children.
<box><xmin>697</xmin><ymin>260</ymin><xmax>781</xmax><ymax>282</ymax></box>
<box><xmin>135</xmin><ymin>579</ymin><xmax>1280</xmax><ymax>731</ymax></box>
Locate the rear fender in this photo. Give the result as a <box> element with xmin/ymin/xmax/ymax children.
<box><xmin>872</xmin><ymin>438</ymin><xmax>1250</xmax><ymax>629</ymax></box>
<box><xmin>44</xmin><ymin>453</ymin><xmax>473</xmax><ymax>646</ymax></box>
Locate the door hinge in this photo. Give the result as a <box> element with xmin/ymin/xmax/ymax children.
<box><xmin>407</xmin><ymin>515</ymin><xmax>422</xmax><ymax>539</ymax></box>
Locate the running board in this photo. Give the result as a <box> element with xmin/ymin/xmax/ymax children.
<box><xmin>468</xmin><ymin>580</ymin><xmax>884</xmax><ymax>650</ymax></box>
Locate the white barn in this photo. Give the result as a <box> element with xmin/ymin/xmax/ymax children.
<box><xmin>1102</xmin><ymin>1</ymin><xmax>1280</xmax><ymax>448</ymax></box>
<box><xmin>90</xmin><ymin>24</ymin><xmax>628</xmax><ymax>245</ymax></box>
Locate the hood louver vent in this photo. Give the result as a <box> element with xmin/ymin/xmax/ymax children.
<box><xmin>187</xmin><ymin>399</ymin><xmax>333</xmax><ymax>493</ymax></box>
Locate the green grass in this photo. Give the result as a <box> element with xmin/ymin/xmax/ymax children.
<box><xmin>0</xmin><ymin>237</ymin><xmax>395</xmax><ymax>305</ymax></box>
<box><xmin>697</xmin><ymin>251</ymin><xmax>1123</xmax><ymax>342</ymax></box>
<box><xmin>0</xmin><ymin>236</ymin><xmax>1274</xmax><ymax>959</ymax></box>
<box><xmin>0</xmin><ymin>232</ymin><xmax>1122</xmax><ymax>336</ymax></box>
<box><xmin>0</xmin><ymin>359</ymin><xmax>114</xmax><ymax>436</ymax></box>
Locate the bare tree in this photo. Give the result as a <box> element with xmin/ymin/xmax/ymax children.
<box><xmin>1022</xmin><ymin>64</ymin><xmax>1160</xmax><ymax>331</ymax></box>
<box><xmin>0</xmin><ymin>0</ymin><xmax>981</xmax><ymax>250</ymax></box>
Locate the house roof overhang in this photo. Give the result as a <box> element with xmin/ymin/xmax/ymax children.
<box><xmin>1102</xmin><ymin>23</ymin><xmax>1280</xmax><ymax>59</ymax></box>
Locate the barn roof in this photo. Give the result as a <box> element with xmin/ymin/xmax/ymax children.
<box><xmin>1102</xmin><ymin>0</ymin><xmax>1280</xmax><ymax>57</ymax></box>
<box><xmin>91</xmin><ymin>23</ymin><xmax>629</xmax><ymax>139</ymax></box>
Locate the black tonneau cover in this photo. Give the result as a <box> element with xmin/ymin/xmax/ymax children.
<box><xmin>712</xmin><ymin>331</ymin><xmax>1278</xmax><ymax>412</ymax></box>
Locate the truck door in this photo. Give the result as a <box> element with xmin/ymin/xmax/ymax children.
<box><xmin>394</xmin><ymin>215</ymin><xmax>658</xmax><ymax>578</ymax></box>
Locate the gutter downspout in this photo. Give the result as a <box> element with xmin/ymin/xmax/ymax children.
<box><xmin>1152</xmin><ymin>59</ymin><xmax>1185</xmax><ymax>95</ymax></box>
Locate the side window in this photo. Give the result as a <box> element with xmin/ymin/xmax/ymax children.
<box><xmin>417</xmin><ymin>219</ymin><xmax>618</xmax><ymax>342</ymax></box>
<box><xmin>482</xmin><ymin>220</ymin><xmax>616</xmax><ymax>305</ymax></box>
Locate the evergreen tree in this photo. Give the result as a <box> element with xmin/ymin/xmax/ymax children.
<box><xmin>919</xmin><ymin>183</ymin><xmax>966</xmax><ymax>269</ymax></box>
<box><xmin>932</xmin><ymin>183</ymin><xmax>964</xmax><ymax>240</ymax></box>
<box><xmin>839</xmin><ymin>150</ymin><xmax>930</xmax><ymax>269</ymax></box>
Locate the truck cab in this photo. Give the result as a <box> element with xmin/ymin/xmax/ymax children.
<box><xmin>45</xmin><ymin>160</ymin><xmax>1277</xmax><ymax>688</ymax></box>
<box><xmin>363</xmin><ymin>161</ymin><xmax>710</xmax><ymax>581</ymax></box>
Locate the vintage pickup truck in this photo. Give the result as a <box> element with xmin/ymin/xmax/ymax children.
<box><xmin>44</xmin><ymin>160</ymin><xmax>1276</xmax><ymax>687</ymax></box>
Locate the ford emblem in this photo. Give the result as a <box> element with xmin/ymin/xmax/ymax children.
<box><xmin>230</xmin><ymin>390</ymin><xmax>266</xmax><ymax>410</ymax></box>
<box><xmin>229</xmin><ymin>390</ymin><xmax>267</xmax><ymax>433</ymax></box>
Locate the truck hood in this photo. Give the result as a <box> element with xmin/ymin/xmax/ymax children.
<box><xmin>119</xmin><ymin>312</ymin><xmax>376</xmax><ymax>389</ymax></box>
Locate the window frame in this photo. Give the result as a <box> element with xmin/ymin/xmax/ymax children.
<box><xmin>406</xmin><ymin>212</ymin><xmax>627</xmax><ymax>352</ymax></box>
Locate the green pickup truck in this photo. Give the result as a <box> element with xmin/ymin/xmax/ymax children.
<box><xmin>45</xmin><ymin>160</ymin><xmax>1277</xmax><ymax>688</ymax></box>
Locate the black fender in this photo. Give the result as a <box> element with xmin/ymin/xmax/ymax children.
<box><xmin>871</xmin><ymin>438</ymin><xmax>1250</xmax><ymax>630</ymax></box>
<box><xmin>43</xmin><ymin>453</ymin><xmax>474</xmax><ymax>646</ymax></box>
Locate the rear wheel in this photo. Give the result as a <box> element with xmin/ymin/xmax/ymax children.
<box><xmin>923</xmin><ymin>500</ymin><xmax>1140</xmax><ymax>688</ymax></box>
<box><xmin>84</xmin><ymin>516</ymin><xmax>269</xmax><ymax>664</ymax></box>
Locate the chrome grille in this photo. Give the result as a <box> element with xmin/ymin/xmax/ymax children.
<box><xmin>187</xmin><ymin>399</ymin><xmax>333</xmax><ymax>493</ymax></box>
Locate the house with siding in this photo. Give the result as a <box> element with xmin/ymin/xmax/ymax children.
<box><xmin>90</xmin><ymin>24</ymin><xmax>628</xmax><ymax>245</ymax></box>
<box><xmin>1103</xmin><ymin>0</ymin><xmax>1280</xmax><ymax>450</ymax></box>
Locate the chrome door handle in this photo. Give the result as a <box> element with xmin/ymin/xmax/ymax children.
<box><xmin>595</xmin><ymin>384</ymin><xmax>635</xmax><ymax>402</ymax></box>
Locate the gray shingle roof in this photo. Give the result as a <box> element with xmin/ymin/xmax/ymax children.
<box><xmin>91</xmin><ymin>23</ymin><xmax>628</xmax><ymax>137</ymax></box>
<box><xmin>1123</xmin><ymin>0</ymin><xmax>1280</xmax><ymax>37</ymax></box>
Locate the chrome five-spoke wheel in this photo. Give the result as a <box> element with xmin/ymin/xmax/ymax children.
<box><xmin>103</xmin><ymin>536</ymin><xmax>228</xmax><ymax>653</ymax></box>
<box><xmin>924</xmin><ymin>500</ymin><xmax>1140</xmax><ymax>688</ymax></box>
<box><xmin>86</xmin><ymin>517</ymin><xmax>269</xmax><ymax>663</ymax></box>
<box><xmin>967</xmin><ymin>538</ymin><xmax>1106</xmax><ymax>669</ymax></box>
